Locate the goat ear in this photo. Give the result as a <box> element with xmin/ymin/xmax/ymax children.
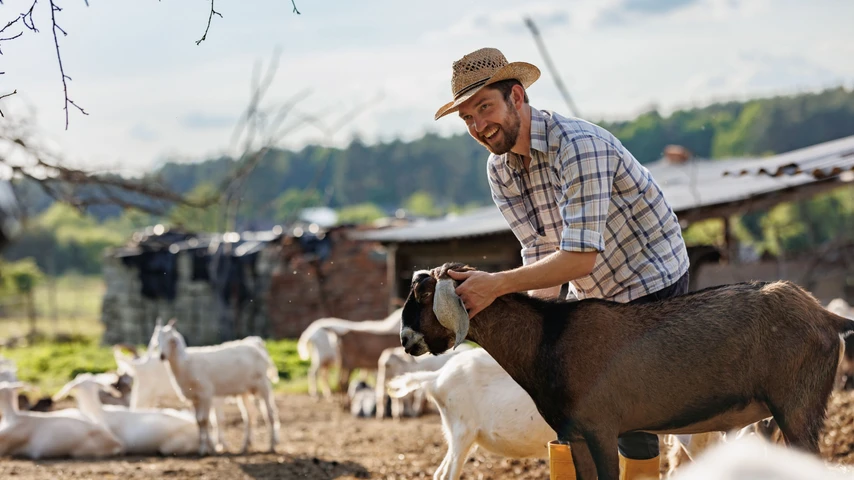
<box><xmin>433</xmin><ymin>278</ymin><xmax>470</xmax><ymax>350</ymax></box>
<box><xmin>52</xmin><ymin>379</ymin><xmax>79</xmax><ymax>402</ymax></box>
<box><xmin>166</xmin><ymin>318</ymin><xmax>177</xmax><ymax>327</ymax></box>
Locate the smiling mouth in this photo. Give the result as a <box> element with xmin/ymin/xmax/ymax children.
<box><xmin>482</xmin><ymin>126</ymin><xmax>500</xmax><ymax>141</ymax></box>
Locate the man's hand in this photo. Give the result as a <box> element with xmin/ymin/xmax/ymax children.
<box><xmin>446</xmin><ymin>269</ymin><xmax>504</xmax><ymax>320</ymax></box>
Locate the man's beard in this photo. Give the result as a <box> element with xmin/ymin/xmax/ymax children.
<box><xmin>477</xmin><ymin>106</ymin><xmax>521</xmax><ymax>155</ymax></box>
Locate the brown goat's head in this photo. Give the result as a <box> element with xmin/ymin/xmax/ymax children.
<box><xmin>400</xmin><ymin>262</ymin><xmax>475</xmax><ymax>356</ymax></box>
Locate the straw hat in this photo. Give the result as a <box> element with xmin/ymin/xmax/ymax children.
<box><xmin>434</xmin><ymin>47</ymin><xmax>540</xmax><ymax>121</ymax></box>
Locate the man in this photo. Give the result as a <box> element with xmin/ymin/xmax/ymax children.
<box><xmin>434</xmin><ymin>47</ymin><xmax>691</xmax><ymax>480</ymax></box>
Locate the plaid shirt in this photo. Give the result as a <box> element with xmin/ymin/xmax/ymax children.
<box><xmin>487</xmin><ymin>107</ymin><xmax>690</xmax><ymax>303</ymax></box>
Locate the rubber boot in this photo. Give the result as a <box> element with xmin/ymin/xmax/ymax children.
<box><xmin>548</xmin><ymin>440</ymin><xmax>577</xmax><ymax>480</ymax></box>
<box><xmin>619</xmin><ymin>454</ymin><xmax>661</xmax><ymax>480</ymax></box>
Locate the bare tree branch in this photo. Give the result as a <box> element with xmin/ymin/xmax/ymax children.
<box><xmin>49</xmin><ymin>0</ymin><xmax>87</xmax><ymax>130</ymax></box>
<box><xmin>0</xmin><ymin>90</ymin><xmax>16</xmax><ymax>117</ymax></box>
<box><xmin>0</xmin><ymin>5</ymin><xmax>310</xmax><ymax>220</ymax></box>
<box><xmin>0</xmin><ymin>1</ymin><xmax>302</xmax><ymax>127</ymax></box>
<box><xmin>195</xmin><ymin>0</ymin><xmax>222</xmax><ymax>46</ymax></box>
<box><xmin>0</xmin><ymin>1</ymin><xmax>38</xmax><ymax>105</ymax></box>
<box><xmin>0</xmin><ymin>118</ymin><xmax>221</xmax><ymax>216</ymax></box>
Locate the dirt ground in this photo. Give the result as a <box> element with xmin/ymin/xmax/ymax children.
<box><xmin>5</xmin><ymin>390</ymin><xmax>854</xmax><ymax>479</ymax></box>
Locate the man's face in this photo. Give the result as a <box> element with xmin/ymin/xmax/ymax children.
<box><xmin>457</xmin><ymin>87</ymin><xmax>521</xmax><ymax>155</ymax></box>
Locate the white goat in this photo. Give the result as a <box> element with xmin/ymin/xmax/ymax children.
<box><xmin>53</xmin><ymin>373</ymin><xmax>203</xmax><ymax>456</ymax></box>
<box><xmin>672</xmin><ymin>435</ymin><xmax>854</xmax><ymax>480</ymax></box>
<box><xmin>297</xmin><ymin>309</ymin><xmax>403</xmax><ymax>397</ymax></box>
<box><xmin>375</xmin><ymin>344</ymin><xmax>474</xmax><ymax>420</ymax></box>
<box><xmin>297</xmin><ymin>321</ymin><xmax>340</xmax><ymax>400</ymax></box>
<box><xmin>387</xmin><ymin>348</ymin><xmax>556</xmax><ymax>480</ymax></box>
<box><xmin>158</xmin><ymin>322</ymin><xmax>280</xmax><ymax>456</ymax></box>
<box><xmin>115</xmin><ymin>319</ymin><xmax>272</xmax><ymax>450</ymax></box>
<box><xmin>0</xmin><ymin>381</ymin><xmax>124</xmax><ymax>459</ymax></box>
<box><xmin>828</xmin><ymin>298</ymin><xmax>854</xmax><ymax>319</ymax></box>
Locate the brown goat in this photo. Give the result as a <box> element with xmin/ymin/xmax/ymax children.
<box><xmin>399</xmin><ymin>262</ymin><xmax>854</xmax><ymax>480</ymax></box>
<box><xmin>335</xmin><ymin>330</ymin><xmax>403</xmax><ymax>394</ymax></box>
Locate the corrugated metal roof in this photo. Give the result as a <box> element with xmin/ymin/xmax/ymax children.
<box><xmin>721</xmin><ymin>135</ymin><xmax>854</xmax><ymax>178</ymax></box>
<box><xmin>353</xmin><ymin>136</ymin><xmax>854</xmax><ymax>244</ymax></box>
<box><xmin>349</xmin><ymin>206</ymin><xmax>512</xmax><ymax>243</ymax></box>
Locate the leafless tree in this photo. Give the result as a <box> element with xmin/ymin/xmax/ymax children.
<box><xmin>220</xmin><ymin>48</ymin><xmax>384</xmax><ymax>231</ymax></box>
<box><xmin>0</xmin><ymin>0</ymin><xmax>302</xmax><ymax>127</ymax></box>
<box><xmin>0</xmin><ymin>0</ymin><xmax>306</xmax><ymax>221</ymax></box>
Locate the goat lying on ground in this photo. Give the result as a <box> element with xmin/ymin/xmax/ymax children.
<box><xmin>387</xmin><ymin>348</ymin><xmax>556</xmax><ymax>480</ymax></box>
<box><xmin>0</xmin><ymin>357</ymin><xmax>53</xmax><ymax>412</ymax></box>
<box><xmin>158</xmin><ymin>322</ymin><xmax>280</xmax><ymax>456</ymax></box>
<box><xmin>348</xmin><ymin>379</ymin><xmax>378</xmax><ymax>418</ymax></box>
<box><xmin>0</xmin><ymin>381</ymin><xmax>124</xmax><ymax>459</ymax></box>
<box><xmin>399</xmin><ymin>262</ymin><xmax>854</xmax><ymax>480</ymax></box>
<box><xmin>53</xmin><ymin>373</ymin><xmax>202</xmax><ymax>456</ymax></box>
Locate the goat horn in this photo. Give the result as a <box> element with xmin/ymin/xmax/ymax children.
<box><xmin>433</xmin><ymin>278</ymin><xmax>470</xmax><ymax>350</ymax></box>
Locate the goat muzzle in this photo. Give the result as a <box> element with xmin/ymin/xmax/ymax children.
<box><xmin>400</xmin><ymin>328</ymin><xmax>427</xmax><ymax>356</ymax></box>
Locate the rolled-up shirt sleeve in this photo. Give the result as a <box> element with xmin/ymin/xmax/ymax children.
<box><xmin>556</xmin><ymin>134</ymin><xmax>617</xmax><ymax>253</ymax></box>
<box><xmin>487</xmin><ymin>160</ymin><xmax>555</xmax><ymax>265</ymax></box>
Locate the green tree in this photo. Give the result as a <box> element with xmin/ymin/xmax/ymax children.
<box><xmin>336</xmin><ymin>203</ymin><xmax>386</xmax><ymax>225</ymax></box>
<box><xmin>404</xmin><ymin>191</ymin><xmax>441</xmax><ymax>218</ymax></box>
<box><xmin>167</xmin><ymin>183</ymin><xmax>226</xmax><ymax>232</ymax></box>
<box><xmin>271</xmin><ymin>189</ymin><xmax>323</xmax><ymax>223</ymax></box>
<box><xmin>0</xmin><ymin>258</ymin><xmax>44</xmax><ymax>337</ymax></box>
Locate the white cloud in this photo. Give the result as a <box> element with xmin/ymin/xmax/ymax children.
<box><xmin>1</xmin><ymin>0</ymin><xmax>852</xmax><ymax>175</ymax></box>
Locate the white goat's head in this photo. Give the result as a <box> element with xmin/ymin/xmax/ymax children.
<box><xmin>157</xmin><ymin>318</ymin><xmax>184</xmax><ymax>361</ymax></box>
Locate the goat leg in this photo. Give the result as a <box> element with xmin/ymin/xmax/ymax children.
<box><xmin>586</xmin><ymin>432</ymin><xmax>621</xmax><ymax>480</ymax></box>
<box><xmin>567</xmin><ymin>438</ymin><xmax>598</xmax><ymax>480</ymax></box>
<box><xmin>195</xmin><ymin>398</ymin><xmax>213</xmax><ymax>457</ymax></box>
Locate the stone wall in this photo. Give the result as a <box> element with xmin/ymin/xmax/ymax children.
<box><xmin>101</xmin><ymin>227</ymin><xmax>390</xmax><ymax>345</ymax></box>
<box><xmin>100</xmin><ymin>245</ymin><xmax>278</xmax><ymax>346</ymax></box>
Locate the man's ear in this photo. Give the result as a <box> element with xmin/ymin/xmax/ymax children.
<box><xmin>511</xmin><ymin>84</ymin><xmax>526</xmax><ymax>109</ymax></box>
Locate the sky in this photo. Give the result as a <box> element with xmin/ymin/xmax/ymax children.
<box><xmin>2</xmin><ymin>0</ymin><xmax>853</xmax><ymax>177</ymax></box>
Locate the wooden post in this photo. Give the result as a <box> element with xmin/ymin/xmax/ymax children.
<box><xmin>722</xmin><ymin>216</ymin><xmax>739</xmax><ymax>265</ymax></box>
<box><xmin>386</xmin><ymin>243</ymin><xmax>398</xmax><ymax>314</ymax></box>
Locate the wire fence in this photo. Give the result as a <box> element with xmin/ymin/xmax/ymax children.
<box><xmin>0</xmin><ymin>275</ymin><xmax>104</xmax><ymax>344</ymax></box>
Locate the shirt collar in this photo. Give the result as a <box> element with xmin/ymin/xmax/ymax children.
<box><xmin>502</xmin><ymin>106</ymin><xmax>549</xmax><ymax>172</ymax></box>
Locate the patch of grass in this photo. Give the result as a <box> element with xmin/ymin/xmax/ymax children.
<box><xmin>0</xmin><ymin>335</ymin><xmax>312</xmax><ymax>397</ymax></box>
<box><xmin>0</xmin><ymin>336</ymin><xmax>116</xmax><ymax>395</ymax></box>
<box><xmin>0</xmin><ymin>274</ymin><xmax>314</xmax><ymax>396</ymax></box>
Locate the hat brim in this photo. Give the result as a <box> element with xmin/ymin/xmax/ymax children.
<box><xmin>434</xmin><ymin>61</ymin><xmax>541</xmax><ymax>121</ymax></box>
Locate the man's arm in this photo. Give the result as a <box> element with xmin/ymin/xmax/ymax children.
<box><xmin>450</xmin><ymin>134</ymin><xmax>619</xmax><ymax>318</ymax></box>
<box><xmin>448</xmin><ymin>249</ymin><xmax>597</xmax><ymax>318</ymax></box>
